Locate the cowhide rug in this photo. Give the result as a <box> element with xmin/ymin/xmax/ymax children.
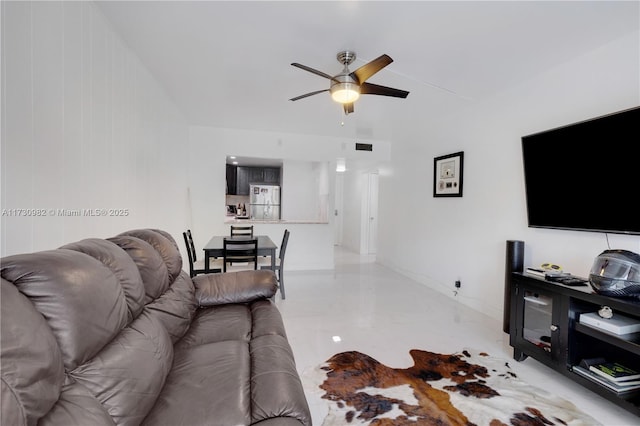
<box><xmin>304</xmin><ymin>348</ymin><xmax>600</xmax><ymax>425</ymax></box>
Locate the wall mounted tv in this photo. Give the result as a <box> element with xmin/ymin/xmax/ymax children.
<box><xmin>521</xmin><ymin>106</ymin><xmax>640</xmax><ymax>235</ymax></box>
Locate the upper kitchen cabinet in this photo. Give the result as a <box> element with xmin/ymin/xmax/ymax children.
<box><xmin>229</xmin><ymin>165</ymin><xmax>281</xmax><ymax>195</ymax></box>
<box><xmin>236</xmin><ymin>166</ymin><xmax>249</xmax><ymax>195</ymax></box>
<box><xmin>226</xmin><ymin>164</ymin><xmax>238</xmax><ymax>195</ymax></box>
<box><xmin>263</xmin><ymin>167</ymin><xmax>280</xmax><ymax>184</ymax></box>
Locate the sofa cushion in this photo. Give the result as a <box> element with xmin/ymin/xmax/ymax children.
<box><xmin>251</xmin><ymin>334</ymin><xmax>311</xmax><ymax>425</ymax></box>
<box><xmin>117</xmin><ymin>229</ymin><xmax>183</xmax><ymax>283</ymax></box>
<box><xmin>1</xmin><ymin>279</ymin><xmax>65</xmax><ymax>426</ymax></box>
<box><xmin>70</xmin><ymin>311</ymin><xmax>173</xmax><ymax>426</ymax></box>
<box><xmin>109</xmin><ymin>235</ymin><xmax>170</xmax><ymax>304</ymax></box>
<box><xmin>1</xmin><ymin>250</ymin><xmax>129</xmax><ymax>370</ymax></box>
<box><xmin>38</xmin><ymin>380</ymin><xmax>115</xmax><ymax>426</ymax></box>
<box><xmin>60</xmin><ymin>238</ymin><xmax>145</xmax><ymax>323</ymax></box>
<box><xmin>250</xmin><ymin>299</ymin><xmax>288</xmax><ymax>339</ymax></box>
<box><xmin>142</xmin><ymin>340</ymin><xmax>251</xmax><ymax>426</ymax></box>
<box><xmin>249</xmin><ymin>300</ymin><xmax>311</xmax><ymax>425</ymax></box>
<box><xmin>150</xmin><ymin>298</ymin><xmax>311</xmax><ymax>426</ymax></box>
<box><xmin>176</xmin><ymin>304</ymin><xmax>252</xmax><ymax>349</ymax></box>
<box><xmin>144</xmin><ymin>270</ymin><xmax>197</xmax><ymax>343</ymax></box>
<box><xmin>110</xmin><ymin>230</ymin><xmax>198</xmax><ymax>343</ymax></box>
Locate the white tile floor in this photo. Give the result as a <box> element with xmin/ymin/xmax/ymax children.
<box><xmin>277</xmin><ymin>246</ymin><xmax>639</xmax><ymax>425</ymax></box>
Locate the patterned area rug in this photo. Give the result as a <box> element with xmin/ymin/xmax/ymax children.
<box><xmin>304</xmin><ymin>348</ymin><xmax>600</xmax><ymax>425</ymax></box>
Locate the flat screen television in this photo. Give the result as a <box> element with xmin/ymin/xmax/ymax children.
<box><xmin>521</xmin><ymin>106</ymin><xmax>640</xmax><ymax>235</ymax></box>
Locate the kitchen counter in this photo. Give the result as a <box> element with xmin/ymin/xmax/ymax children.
<box><xmin>224</xmin><ymin>217</ymin><xmax>328</xmax><ymax>224</ymax></box>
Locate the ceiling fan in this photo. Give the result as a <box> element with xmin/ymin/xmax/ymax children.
<box><xmin>290</xmin><ymin>51</ymin><xmax>409</xmax><ymax>115</ymax></box>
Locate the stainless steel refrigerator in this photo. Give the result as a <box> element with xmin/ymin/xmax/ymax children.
<box><xmin>249</xmin><ymin>184</ymin><xmax>281</xmax><ymax>220</ymax></box>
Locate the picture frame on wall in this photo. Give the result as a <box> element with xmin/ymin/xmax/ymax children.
<box><xmin>433</xmin><ymin>151</ymin><xmax>464</xmax><ymax>197</ymax></box>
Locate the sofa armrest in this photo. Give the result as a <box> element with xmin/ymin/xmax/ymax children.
<box><xmin>194</xmin><ymin>270</ymin><xmax>277</xmax><ymax>306</ymax></box>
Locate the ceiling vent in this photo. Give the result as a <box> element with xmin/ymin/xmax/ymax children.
<box><xmin>355</xmin><ymin>143</ymin><xmax>373</xmax><ymax>152</ymax></box>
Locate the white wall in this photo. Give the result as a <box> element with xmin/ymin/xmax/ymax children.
<box><xmin>1</xmin><ymin>1</ymin><xmax>190</xmax><ymax>256</ymax></box>
<box><xmin>281</xmin><ymin>160</ymin><xmax>325</xmax><ymax>222</ymax></box>
<box><xmin>376</xmin><ymin>31</ymin><xmax>640</xmax><ymax>322</ymax></box>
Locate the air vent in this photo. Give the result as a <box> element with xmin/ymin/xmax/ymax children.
<box><xmin>355</xmin><ymin>143</ymin><xmax>373</xmax><ymax>152</ymax></box>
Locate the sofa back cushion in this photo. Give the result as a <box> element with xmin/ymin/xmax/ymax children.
<box><xmin>110</xmin><ymin>229</ymin><xmax>197</xmax><ymax>343</ymax></box>
<box><xmin>108</xmin><ymin>235</ymin><xmax>171</xmax><ymax>304</ymax></box>
<box><xmin>61</xmin><ymin>238</ymin><xmax>146</xmax><ymax>323</ymax></box>
<box><xmin>116</xmin><ymin>229</ymin><xmax>183</xmax><ymax>284</ymax></box>
<box><xmin>1</xmin><ymin>278</ymin><xmax>65</xmax><ymax>426</ymax></box>
<box><xmin>2</xmin><ymin>249</ymin><xmax>130</xmax><ymax>370</ymax></box>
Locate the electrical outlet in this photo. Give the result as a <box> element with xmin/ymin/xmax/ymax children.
<box><xmin>455</xmin><ymin>280</ymin><xmax>461</xmax><ymax>288</ymax></box>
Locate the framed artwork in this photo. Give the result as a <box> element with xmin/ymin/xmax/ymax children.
<box><xmin>433</xmin><ymin>151</ymin><xmax>464</xmax><ymax>197</ymax></box>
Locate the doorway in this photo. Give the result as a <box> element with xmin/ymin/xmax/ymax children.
<box><xmin>334</xmin><ymin>173</ymin><xmax>344</xmax><ymax>246</ymax></box>
<box><xmin>363</xmin><ymin>172</ymin><xmax>378</xmax><ymax>255</ymax></box>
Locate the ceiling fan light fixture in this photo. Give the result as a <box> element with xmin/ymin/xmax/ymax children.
<box><xmin>291</xmin><ymin>51</ymin><xmax>408</xmax><ymax>111</ymax></box>
<box><xmin>330</xmin><ymin>82</ymin><xmax>360</xmax><ymax>104</ymax></box>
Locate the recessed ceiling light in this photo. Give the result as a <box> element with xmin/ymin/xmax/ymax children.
<box><xmin>332</xmin><ymin>335</ymin><xmax>342</xmax><ymax>342</ymax></box>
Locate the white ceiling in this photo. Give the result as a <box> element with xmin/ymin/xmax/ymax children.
<box><xmin>97</xmin><ymin>1</ymin><xmax>639</xmax><ymax>141</ymax></box>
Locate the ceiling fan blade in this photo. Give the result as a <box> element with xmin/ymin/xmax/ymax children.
<box><xmin>350</xmin><ymin>54</ymin><xmax>393</xmax><ymax>84</ymax></box>
<box><xmin>289</xmin><ymin>89</ymin><xmax>329</xmax><ymax>101</ymax></box>
<box><xmin>343</xmin><ymin>103</ymin><xmax>354</xmax><ymax>115</ymax></box>
<box><xmin>360</xmin><ymin>82</ymin><xmax>409</xmax><ymax>98</ymax></box>
<box><xmin>291</xmin><ymin>63</ymin><xmax>338</xmax><ymax>81</ymax></box>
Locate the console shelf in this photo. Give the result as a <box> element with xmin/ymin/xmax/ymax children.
<box><xmin>509</xmin><ymin>272</ymin><xmax>640</xmax><ymax>417</ymax></box>
<box><xmin>575</xmin><ymin>323</ymin><xmax>640</xmax><ymax>354</ymax></box>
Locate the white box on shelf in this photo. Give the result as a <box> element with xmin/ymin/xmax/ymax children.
<box><xmin>525</xmin><ymin>267</ymin><xmax>546</xmax><ymax>278</ymax></box>
<box><xmin>579</xmin><ymin>312</ymin><xmax>640</xmax><ymax>335</ymax></box>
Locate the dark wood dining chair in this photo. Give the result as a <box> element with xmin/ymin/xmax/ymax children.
<box><xmin>230</xmin><ymin>225</ymin><xmax>253</xmax><ymax>237</ymax></box>
<box><xmin>223</xmin><ymin>237</ymin><xmax>258</xmax><ymax>272</ymax></box>
<box><xmin>183</xmin><ymin>230</ymin><xmax>220</xmax><ymax>277</ymax></box>
<box><xmin>259</xmin><ymin>229</ymin><xmax>289</xmax><ymax>299</ymax></box>
<box><xmin>183</xmin><ymin>231</ymin><xmax>207</xmax><ymax>277</ymax></box>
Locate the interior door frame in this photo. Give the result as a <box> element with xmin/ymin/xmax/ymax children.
<box><xmin>361</xmin><ymin>172</ymin><xmax>378</xmax><ymax>255</ymax></box>
<box><xmin>334</xmin><ymin>173</ymin><xmax>344</xmax><ymax>246</ymax></box>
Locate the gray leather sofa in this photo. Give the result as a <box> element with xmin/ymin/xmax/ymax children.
<box><xmin>1</xmin><ymin>229</ymin><xmax>311</xmax><ymax>426</ymax></box>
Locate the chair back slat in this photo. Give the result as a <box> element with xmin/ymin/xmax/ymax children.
<box><xmin>230</xmin><ymin>225</ymin><xmax>254</xmax><ymax>237</ymax></box>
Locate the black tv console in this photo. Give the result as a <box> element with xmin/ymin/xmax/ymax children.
<box><xmin>508</xmin><ymin>271</ymin><xmax>640</xmax><ymax>416</ymax></box>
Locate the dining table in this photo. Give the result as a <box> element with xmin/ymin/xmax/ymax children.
<box><xmin>203</xmin><ymin>235</ymin><xmax>277</xmax><ymax>272</ymax></box>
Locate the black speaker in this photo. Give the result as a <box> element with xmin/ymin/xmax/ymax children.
<box><xmin>504</xmin><ymin>240</ymin><xmax>524</xmax><ymax>333</ymax></box>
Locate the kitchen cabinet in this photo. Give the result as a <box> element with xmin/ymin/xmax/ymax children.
<box><xmin>263</xmin><ymin>168</ymin><xmax>280</xmax><ymax>184</ymax></box>
<box><xmin>248</xmin><ymin>167</ymin><xmax>264</xmax><ymax>184</ymax></box>
<box><xmin>226</xmin><ymin>165</ymin><xmax>237</xmax><ymax>195</ymax></box>
<box><xmin>229</xmin><ymin>166</ymin><xmax>281</xmax><ymax>195</ymax></box>
<box><xmin>236</xmin><ymin>167</ymin><xmax>250</xmax><ymax>195</ymax></box>
<box><xmin>509</xmin><ymin>272</ymin><xmax>640</xmax><ymax>416</ymax></box>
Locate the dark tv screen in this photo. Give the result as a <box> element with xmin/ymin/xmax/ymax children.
<box><xmin>521</xmin><ymin>106</ymin><xmax>640</xmax><ymax>235</ymax></box>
